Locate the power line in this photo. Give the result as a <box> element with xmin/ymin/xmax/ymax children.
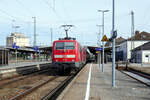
<box><xmin>0</xmin><ymin>8</ymin><xmax>31</xmax><ymax>23</ymax></box>
<box><xmin>53</xmin><ymin>0</ymin><xmax>56</xmax><ymax>11</ymax></box>
<box><xmin>39</xmin><ymin>0</ymin><xmax>63</xmax><ymax>22</ymax></box>
<box><xmin>15</xmin><ymin>0</ymin><xmax>35</xmax><ymax>16</ymax></box>
<box><xmin>42</xmin><ymin>0</ymin><xmax>54</xmax><ymax>10</ymax></box>
<box><xmin>0</xmin><ymin>9</ymin><xmax>18</xmax><ymax>20</ymax></box>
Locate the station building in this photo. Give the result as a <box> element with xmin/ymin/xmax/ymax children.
<box><xmin>6</xmin><ymin>32</ymin><xmax>29</xmax><ymax>47</ymax></box>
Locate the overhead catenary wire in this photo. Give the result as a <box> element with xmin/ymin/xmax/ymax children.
<box><xmin>0</xmin><ymin>0</ymin><xmax>33</xmax><ymax>22</ymax></box>
<box><xmin>0</xmin><ymin>9</ymin><xmax>18</xmax><ymax>20</ymax></box>
<box><xmin>0</xmin><ymin>8</ymin><xmax>32</xmax><ymax>23</ymax></box>
<box><xmin>39</xmin><ymin>0</ymin><xmax>65</xmax><ymax>24</ymax></box>
<box><xmin>42</xmin><ymin>0</ymin><xmax>54</xmax><ymax>10</ymax></box>
<box><xmin>61</xmin><ymin>0</ymin><xmax>72</xmax><ymax>24</ymax></box>
<box><xmin>15</xmin><ymin>0</ymin><xmax>35</xmax><ymax>16</ymax></box>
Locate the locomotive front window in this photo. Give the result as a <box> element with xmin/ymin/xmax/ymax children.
<box><xmin>55</xmin><ymin>42</ymin><xmax>75</xmax><ymax>50</ymax></box>
<box><xmin>55</xmin><ymin>42</ymin><xmax>64</xmax><ymax>49</ymax></box>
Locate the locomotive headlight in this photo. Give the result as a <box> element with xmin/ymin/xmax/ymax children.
<box><xmin>54</xmin><ymin>55</ymin><xmax>63</xmax><ymax>58</ymax></box>
<box><xmin>67</xmin><ymin>55</ymin><xmax>75</xmax><ymax>58</ymax></box>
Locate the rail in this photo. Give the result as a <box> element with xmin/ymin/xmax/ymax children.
<box><xmin>10</xmin><ymin>76</ymin><xmax>58</xmax><ymax>100</ymax></box>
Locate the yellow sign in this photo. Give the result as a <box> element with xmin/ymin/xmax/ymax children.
<box><xmin>96</xmin><ymin>51</ymin><xmax>100</xmax><ymax>53</ymax></box>
<box><xmin>101</xmin><ymin>35</ymin><xmax>108</xmax><ymax>42</ymax></box>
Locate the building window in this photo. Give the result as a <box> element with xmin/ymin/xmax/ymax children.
<box><xmin>146</xmin><ymin>55</ymin><xmax>149</xmax><ymax>57</ymax></box>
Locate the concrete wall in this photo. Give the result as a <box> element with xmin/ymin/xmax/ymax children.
<box><xmin>118</xmin><ymin>42</ymin><xmax>127</xmax><ymax>61</ymax></box>
<box><xmin>142</xmin><ymin>50</ymin><xmax>150</xmax><ymax>63</ymax></box>
<box><xmin>131</xmin><ymin>50</ymin><xmax>142</xmax><ymax>63</ymax></box>
<box><xmin>127</xmin><ymin>41</ymin><xmax>147</xmax><ymax>60</ymax></box>
<box><xmin>7</xmin><ymin>35</ymin><xmax>29</xmax><ymax>47</ymax></box>
<box><xmin>15</xmin><ymin>37</ymin><xmax>29</xmax><ymax>47</ymax></box>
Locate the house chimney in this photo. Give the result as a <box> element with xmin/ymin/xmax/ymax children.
<box><xmin>135</xmin><ymin>30</ymin><xmax>140</xmax><ymax>35</ymax></box>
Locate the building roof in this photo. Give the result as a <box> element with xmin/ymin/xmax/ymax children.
<box><xmin>0</xmin><ymin>46</ymin><xmax>8</xmax><ymax>50</ymax></box>
<box><xmin>105</xmin><ymin>36</ymin><xmax>126</xmax><ymax>47</ymax></box>
<box><xmin>132</xmin><ymin>41</ymin><xmax>150</xmax><ymax>51</ymax></box>
<box><xmin>128</xmin><ymin>31</ymin><xmax>150</xmax><ymax>41</ymax></box>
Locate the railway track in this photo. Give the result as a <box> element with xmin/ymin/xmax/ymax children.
<box><xmin>10</xmin><ymin>76</ymin><xmax>59</xmax><ymax>100</ymax></box>
<box><xmin>0</xmin><ymin>68</ymin><xmax>53</xmax><ymax>88</ymax></box>
<box><xmin>9</xmin><ymin>74</ymin><xmax>76</xmax><ymax>100</ymax></box>
<box><xmin>0</xmin><ymin>67</ymin><xmax>81</xmax><ymax>100</ymax></box>
<box><xmin>0</xmin><ymin>61</ymin><xmax>85</xmax><ymax>100</ymax></box>
<box><xmin>0</xmin><ymin>67</ymin><xmax>57</xmax><ymax>99</ymax></box>
<box><xmin>128</xmin><ymin>69</ymin><xmax>150</xmax><ymax>80</ymax></box>
<box><xmin>41</xmin><ymin>72</ymin><xmax>77</xmax><ymax>100</ymax></box>
<box><xmin>120</xmin><ymin>69</ymin><xmax>150</xmax><ymax>87</ymax></box>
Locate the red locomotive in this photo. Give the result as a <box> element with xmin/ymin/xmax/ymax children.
<box><xmin>52</xmin><ymin>37</ymin><xmax>87</xmax><ymax>74</ymax></box>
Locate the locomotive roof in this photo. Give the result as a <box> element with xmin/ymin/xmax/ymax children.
<box><xmin>54</xmin><ymin>38</ymin><xmax>78</xmax><ymax>42</ymax></box>
<box><xmin>54</xmin><ymin>39</ymin><xmax>77</xmax><ymax>42</ymax></box>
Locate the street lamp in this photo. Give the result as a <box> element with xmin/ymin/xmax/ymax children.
<box><xmin>96</xmin><ymin>25</ymin><xmax>103</xmax><ymax>69</ymax></box>
<box><xmin>96</xmin><ymin>25</ymin><xmax>103</xmax><ymax>45</ymax></box>
<box><xmin>98</xmin><ymin>10</ymin><xmax>109</xmax><ymax>72</ymax></box>
<box><xmin>32</xmin><ymin>17</ymin><xmax>36</xmax><ymax>47</ymax></box>
<box><xmin>112</xmin><ymin>0</ymin><xmax>116</xmax><ymax>87</ymax></box>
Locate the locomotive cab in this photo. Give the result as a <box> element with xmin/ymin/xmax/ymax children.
<box><xmin>52</xmin><ymin>38</ymin><xmax>86</xmax><ymax>75</ymax></box>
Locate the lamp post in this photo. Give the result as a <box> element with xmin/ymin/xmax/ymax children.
<box><xmin>32</xmin><ymin>17</ymin><xmax>36</xmax><ymax>47</ymax></box>
<box><xmin>112</xmin><ymin>0</ymin><xmax>116</xmax><ymax>87</ymax></box>
<box><xmin>98</xmin><ymin>10</ymin><xmax>109</xmax><ymax>72</ymax></box>
<box><xmin>97</xmin><ymin>25</ymin><xmax>102</xmax><ymax>69</ymax></box>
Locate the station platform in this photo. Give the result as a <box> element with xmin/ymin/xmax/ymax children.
<box><xmin>0</xmin><ymin>61</ymin><xmax>51</xmax><ymax>79</ymax></box>
<box><xmin>57</xmin><ymin>63</ymin><xmax>150</xmax><ymax>100</ymax></box>
<box><xmin>0</xmin><ymin>61</ymin><xmax>51</xmax><ymax>70</ymax></box>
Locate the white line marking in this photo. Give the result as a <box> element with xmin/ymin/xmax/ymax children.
<box><xmin>85</xmin><ymin>63</ymin><xmax>92</xmax><ymax>100</ymax></box>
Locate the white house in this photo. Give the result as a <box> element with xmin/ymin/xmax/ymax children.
<box><xmin>117</xmin><ymin>31</ymin><xmax>150</xmax><ymax>61</ymax></box>
<box><xmin>131</xmin><ymin>42</ymin><xmax>150</xmax><ymax>63</ymax></box>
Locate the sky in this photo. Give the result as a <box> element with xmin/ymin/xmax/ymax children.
<box><xmin>0</xmin><ymin>0</ymin><xmax>150</xmax><ymax>46</ymax></box>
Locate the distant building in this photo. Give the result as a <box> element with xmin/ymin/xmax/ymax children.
<box><xmin>6</xmin><ymin>32</ymin><xmax>29</xmax><ymax>47</ymax></box>
<box><xmin>131</xmin><ymin>42</ymin><xmax>150</xmax><ymax>63</ymax></box>
<box><xmin>105</xmin><ymin>36</ymin><xmax>126</xmax><ymax>47</ymax></box>
<box><xmin>105</xmin><ymin>37</ymin><xmax>126</xmax><ymax>61</ymax></box>
<box><xmin>117</xmin><ymin>31</ymin><xmax>150</xmax><ymax>61</ymax></box>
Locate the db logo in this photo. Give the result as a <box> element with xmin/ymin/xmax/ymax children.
<box><xmin>63</xmin><ymin>55</ymin><xmax>67</xmax><ymax>58</ymax></box>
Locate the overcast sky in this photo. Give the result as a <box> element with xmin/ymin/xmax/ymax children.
<box><xmin>0</xmin><ymin>0</ymin><xmax>150</xmax><ymax>46</ymax></box>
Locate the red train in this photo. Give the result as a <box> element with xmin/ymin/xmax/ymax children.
<box><xmin>52</xmin><ymin>37</ymin><xmax>86</xmax><ymax>74</ymax></box>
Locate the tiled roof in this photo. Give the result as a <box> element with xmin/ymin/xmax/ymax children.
<box><xmin>105</xmin><ymin>37</ymin><xmax>126</xmax><ymax>47</ymax></box>
<box><xmin>128</xmin><ymin>31</ymin><xmax>150</xmax><ymax>41</ymax></box>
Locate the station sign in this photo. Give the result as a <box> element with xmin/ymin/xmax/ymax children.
<box><xmin>12</xmin><ymin>42</ymin><xmax>20</xmax><ymax>49</ymax></box>
<box><xmin>95</xmin><ymin>48</ymin><xmax>102</xmax><ymax>51</ymax></box>
<box><xmin>33</xmin><ymin>46</ymin><xmax>39</xmax><ymax>52</ymax></box>
<box><xmin>96</xmin><ymin>51</ymin><xmax>100</xmax><ymax>53</ymax></box>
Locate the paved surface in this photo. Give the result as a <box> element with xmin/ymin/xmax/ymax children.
<box><xmin>0</xmin><ymin>61</ymin><xmax>51</xmax><ymax>70</ymax></box>
<box><xmin>57</xmin><ymin>63</ymin><xmax>150</xmax><ymax>100</ymax></box>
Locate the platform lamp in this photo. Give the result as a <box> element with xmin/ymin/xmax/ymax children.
<box><xmin>98</xmin><ymin>10</ymin><xmax>109</xmax><ymax>72</ymax></box>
